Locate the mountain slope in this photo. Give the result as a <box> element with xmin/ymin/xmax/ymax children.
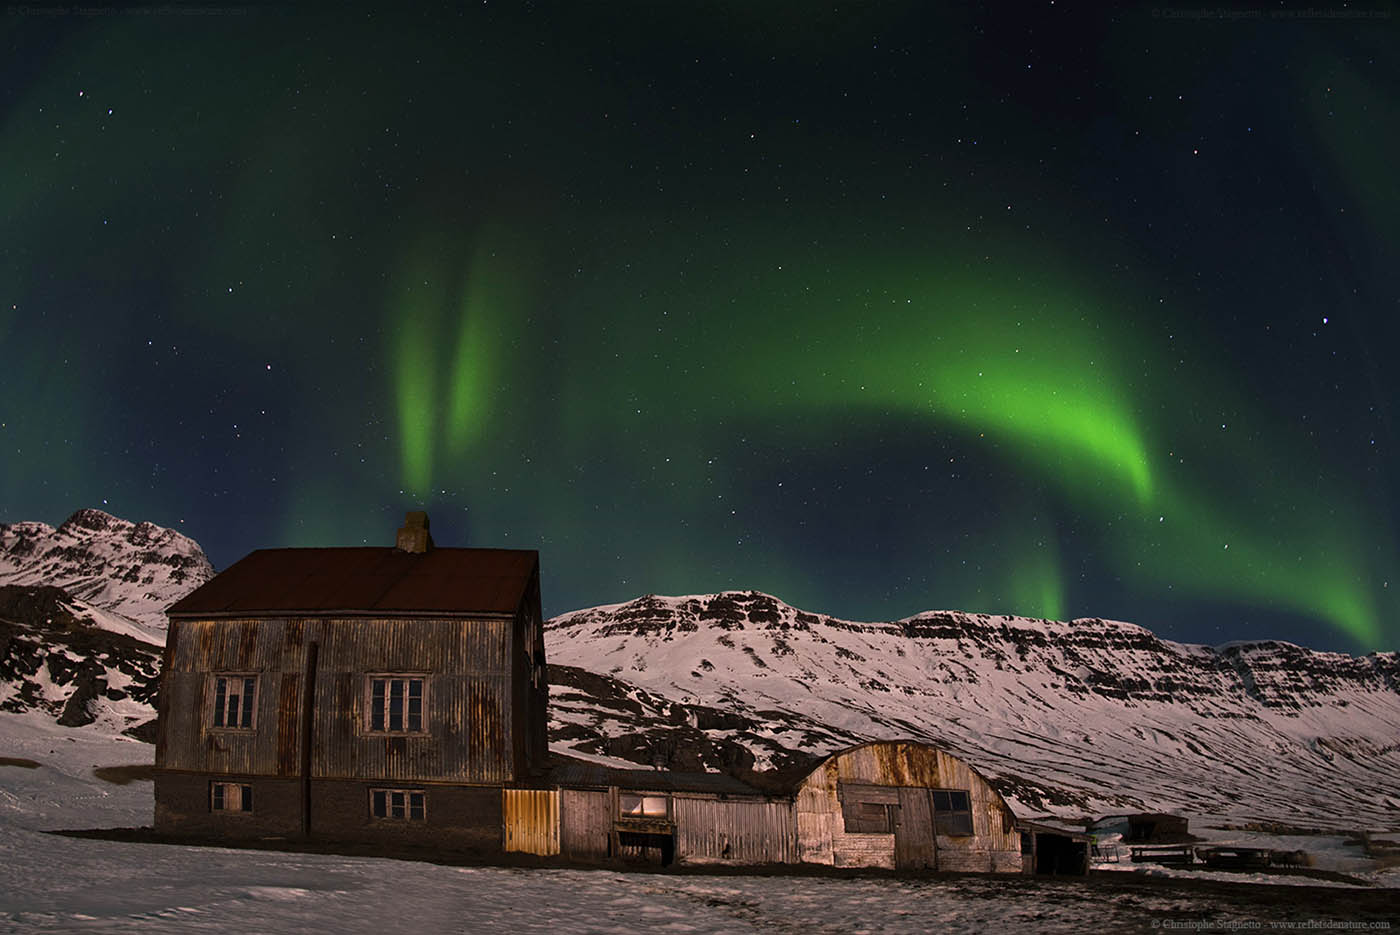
<box><xmin>0</xmin><ymin>508</ymin><xmax>213</xmax><ymax>634</ymax></box>
<box><xmin>0</xmin><ymin>584</ymin><xmax>162</xmax><ymax>736</ymax></box>
<box><xmin>546</xmin><ymin>591</ymin><xmax>1400</xmax><ymax>826</ymax></box>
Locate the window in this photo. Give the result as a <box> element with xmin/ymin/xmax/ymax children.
<box><xmin>211</xmin><ymin>782</ymin><xmax>253</xmax><ymax>813</ymax></box>
<box><xmin>366</xmin><ymin>676</ymin><xmax>425</xmax><ymax>733</ymax></box>
<box><xmin>932</xmin><ymin>789</ymin><xmax>974</xmax><ymax>836</ymax></box>
<box><xmin>838</xmin><ymin>782</ymin><xmax>900</xmax><ymax>833</ymax></box>
<box><xmin>844</xmin><ymin>800</ymin><xmax>897</xmax><ymax>833</ymax></box>
<box><xmin>211</xmin><ymin>675</ymin><xmax>257</xmax><ymax>729</ymax></box>
<box><xmin>371</xmin><ymin>788</ymin><xmax>426</xmax><ymax>821</ymax></box>
<box><xmin>618</xmin><ymin>793</ymin><xmax>670</xmax><ymax>818</ymax></box>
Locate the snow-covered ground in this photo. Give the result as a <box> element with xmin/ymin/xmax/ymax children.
<box><xmin>3</xmin><ymin>714</ymin><xmax>1397</xmax><ymax>934</ymax></box>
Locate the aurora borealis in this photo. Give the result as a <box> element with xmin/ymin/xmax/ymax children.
<box><xmin>2</xmin><ymin>5</ymin><xmax>1396</xmax><ymax>651</ymax></box>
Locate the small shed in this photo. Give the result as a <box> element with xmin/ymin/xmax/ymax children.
<box><xmin>790</xmin><ymin>740</ymin><xmax>1023</xmax><ymax>872</ymax></box>
<box><xmin>505</xmin><ymin>763</ymin><xmax>793</xmax><ymax>867</ymax></box>
<box><xmin>1018</xmin><ymin>819</ymin><xmax>1092</xmax><ymax>875</ymax></box>
<box><xmin>1127</xmin><ymin>812</ymin><xmax>1191</xmax><ymax>844</ymax></box>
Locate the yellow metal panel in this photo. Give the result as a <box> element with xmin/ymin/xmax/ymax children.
<box><xmin>503</xmin><ymin>788</ymin><xmax>560</xmax><ymax>855</ymax></box>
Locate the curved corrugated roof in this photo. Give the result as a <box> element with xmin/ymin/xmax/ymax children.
<box><xmin>166</xmin><ymin>547</ymin><xmax>538</xmax><ymax>618</ymax></box>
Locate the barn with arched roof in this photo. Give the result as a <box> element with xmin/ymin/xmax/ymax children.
<box><xmin>787</xmin><ymin>740</ymin><xmax>1024</xmax><ymax>872</ymax></box>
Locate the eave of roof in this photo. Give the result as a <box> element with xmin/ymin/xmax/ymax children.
<box><xmin>166</xmin><ymin>546</ymin><xmax>538</xmax><ymax>618</ymax></box>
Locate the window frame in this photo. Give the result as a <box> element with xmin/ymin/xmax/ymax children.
<box><xmin>210</xmin><ymin>781</ymin><xmax>254</xmax><ymax>814</ymax></box>
<box><xmin>208</xmin><ymin>673</ymin><xmax>259</xmax><ymax>731</ymax></box>
<box><xmin>618</xmin><ymin>792</ymin><xmax>671</xmax><ymax>820</ymax></box>
<box><xmin>363</xmin><ymin>674</ymin><xmax>429</xmax><ymax>735</ymax></box>
<box><xmin>837</xmin><ymin>782</ymin><xmax>900</xmax><ymax>834</ymax></box>
<box><xmin>369</xmin><ymin>787</ymin><xmax>427</xmax><ymax>822</ymax></box>
<box><xmin>844</xmin><ymin>800</ymin><xmax>897</xmax><ymax>833</ymax></box>
<box><xmin>931</xmin><ymin>788</ymin><xmax>975</xmax><ymax>837</ymax></box>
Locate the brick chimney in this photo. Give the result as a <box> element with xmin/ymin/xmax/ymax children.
<box><xmin>395</xmin><ymin>511</ymin><xmax>434</xmax><ymax>553</ymax></box>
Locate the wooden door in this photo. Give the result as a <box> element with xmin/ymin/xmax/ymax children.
<box><xmin>895</xmin><ymin>787</ymin><xmax>937</xmax><ymax>870</ymax></box>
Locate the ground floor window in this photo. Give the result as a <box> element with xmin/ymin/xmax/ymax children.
<box><xmin>371</xmin><ymin>788</ymin><xmax>426</xmax><ymax>821</ymax></box>
<box><xmin>618</xmin><ymin>792</ymin><xmax>670</xmax><ymax>819</ymax></box>
<box><xmin>932</xmin><ymin>789</ymin><xmax>974</xmax><ymax>836</ymax></box>
<box><xmin>211</xmin><ymin>782</ymin><xmax>253</xmax><ymax>813</ymax></box>
<box><xmin>844</xmin><ymin>801</ymin><xmax>897</xmax><ymax>833</ymax></box>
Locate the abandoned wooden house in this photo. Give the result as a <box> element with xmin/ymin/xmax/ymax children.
<box><xmin>154</xmin><ymin>514</ymin><xmax>1075</xmax><ymax>876</ymax></box>
<box><xmin>153</xmin><ymin>512</ymin><xmax>548</xmax><ymax>846</ymax></box>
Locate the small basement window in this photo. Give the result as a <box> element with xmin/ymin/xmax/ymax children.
<box><xmin>211</xmin><ymin>782</ymin><xmax>253</xmax><ymax>813</ymax></box>
<box><xmin>211</xmin><ymin>675</ymin><xmax>257</xmax><ymax>730</ymax></box>
<box><xmin>618</xmin><ymin>793</ymin><xmax>670</xmax><ymax>818</ymax></box>
<box><xmin>371</xmin><ymin>788</ymin><xmax>426</xmax><ymax>821</ymax></box>
<box><xmin>366</xmin><ymin>676</ymin><xmax>426</xmax><ymax>733</ymax></box>
<box><xmin>932</xmin><ymin>789</ymin><xmax>974</xmax><ymax>836</ymax></box>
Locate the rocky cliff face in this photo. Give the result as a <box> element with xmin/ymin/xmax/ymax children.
<box><xmin>546</xmin><ymin>591</ymin><xmax>1400</xmax><ymax>825</ymax></box>
<box><xmin>0</xmin><ymin>584</ymin><xmax>162</xmax><ymax>737</ymax></box>
<box><xmin>0</xmin><ymin>508</ymin><xmax>214</xmax><ymax>635</ymax></box>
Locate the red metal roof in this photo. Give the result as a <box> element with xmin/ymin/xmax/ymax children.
<box><xmin>166</xmin><ymin>547</ymin><xmax>538</xmax><ymax>618</ymax></box>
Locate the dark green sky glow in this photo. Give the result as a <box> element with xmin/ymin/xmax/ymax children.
<box><xmin>2</xmin><ymin>5</ymin><xmax>1396</xmax><ymax>650</ymax></box>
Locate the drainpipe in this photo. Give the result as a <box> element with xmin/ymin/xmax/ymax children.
<box><xmin>300</xmin><ymin>641</ymin><xmax>319</xmax><ymax>838</ymax></box>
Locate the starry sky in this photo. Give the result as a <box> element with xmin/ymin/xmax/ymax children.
<box><xmin>3</xmin><ymin>3</ymin><xmax>1397</xmax><ymax>652</ymax></box>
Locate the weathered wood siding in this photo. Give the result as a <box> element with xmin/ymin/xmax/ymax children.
<box><xmin>509</xmin><ymin>570</ymin><xmax>549</xmax><ymax>778</ymax></box>
<box><xmin>503</xmin><ymin>788</ymin><xmax>560</xmax><ymax>855</ymax></box>
<box><xmin>559</xmin><ymin>788</ymin><xmax>611</xmax><ymax>861</ymax></box>
<box><xmin>157</xmin><ymin>616</ymin><xmax>515</xmax><ymax>784</ymax></box>
<box><xmin>793</xmin><ymin>741</ymin><xmax>1022</xmax><ymax>872</ymax></box>
<box><xmin>674</xmin><ymin>796</ymin><xmax>796</xmax><ymax>865</ymax></box>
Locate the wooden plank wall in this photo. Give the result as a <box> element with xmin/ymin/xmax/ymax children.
<box><xmin>559</xmin><ymin>788</ymin><xmax>611</xmax><ymax>861</ymax></box>
<box><xmin>674</xmin><ymin>796</ymin><xmax>797</xmax><ymax>865</ymax></box>
<box><xmin>793</xmin><ymin>741</ymin><xmax>1022</xmax><ymax>872</ymax></box>
<box><xmin>159</xmin><ymin>617</ymin><xmax>516</xmax><ymax>784</ymax></box>
<box><xmin>502</xmin><ymin>788</ymin><xmax>560</xmax><ymax>855</ymax></box>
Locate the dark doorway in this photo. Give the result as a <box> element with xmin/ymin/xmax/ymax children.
<box><xmin>1034</xmin><ymin>832</ymin><xmax>1087</xmax><ymax>875</ymax></box>
<box><xmin>615</xmin><ymin>830</ymin><xmax>675</xmax><ymax>867</ymax></box>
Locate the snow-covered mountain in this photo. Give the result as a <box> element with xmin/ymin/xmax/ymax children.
<box><xmin>0</xmin><ymin>508</ymin><xmax>213</xmax><ymax>635</ymax></box>
<box><xmin>3</xmin><ymin>511</ymin><xmax>1396</xmax><ymax>829</ymax></box>
<box><xmin>0</xmin><ymin>509</ymin><xmax>210</xmax><ymax>735</ymax></box>
<box><xmin>546</xmin><ymin>591</ymin><xmax>1400</xmax><ymax>826</ymax></box>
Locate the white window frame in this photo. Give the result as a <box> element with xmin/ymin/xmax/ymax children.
<box><xmin>211</xmin><ymin>781</ymin><xmax>253</xmax><ymax>813</ymax></box>
<box><xmin>364</xmin><ymin>674</ymin><xmax>428</xmax><ymax>734</ymax></box>
<box><xmin>210</xmin><ymin>673</ymin><xmax>258</xmax><ymax>731</ymax></box>
<box><xmin>370</xmin><ymin>787</ymin><xmax>427</xmax><ymax>821</ymax></box>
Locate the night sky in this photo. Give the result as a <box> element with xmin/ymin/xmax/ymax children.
<box><xmin>3</xmin><ymin>4</ymin><xmax>1397</xmax><ymax>652</ymax></box>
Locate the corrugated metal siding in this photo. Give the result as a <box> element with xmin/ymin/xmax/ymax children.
<box><xmin>503</xmin><ymin>789</ymin><xmax>560</xmax><ymax>855</ymax></box>
<box><xmin>156</xmin><ymin>616</ymin><xmax>517</xmax><ymax>783</ymax></box>
<box><xmin>560</xmin><ymin>788</ymin><xmax>611</xmax><ymax>861</ymax></box>
<box><xmin>674</xmin><ymin>796</ymin><xmax>796</xmax><ymax>865</ymax></box>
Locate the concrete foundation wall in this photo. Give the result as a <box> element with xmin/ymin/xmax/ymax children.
<box><xmin>154</xmin><ymin>772</ymin><xmax>501</xmax><ymax>851</ymax></box>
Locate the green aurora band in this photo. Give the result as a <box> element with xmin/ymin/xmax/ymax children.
<box><xmin>389</xmin><ymin>243</ymin><xmax>1392</xmax><ymax>647</ymax></box>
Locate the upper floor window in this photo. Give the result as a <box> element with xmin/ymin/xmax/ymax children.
<box><xmin>932</xmin><ymin>789</ymin><xmax>974</xmax><ymax>836</ymax></box>
<box><xmin>366</xmin><ymin>676</ymin><xmax>425</xmax><ymax>733</ymax></box>
<box><xmin>212</xmin><ymin>674</ymin><xmax>256</xmax><ymax>729</ymax></box>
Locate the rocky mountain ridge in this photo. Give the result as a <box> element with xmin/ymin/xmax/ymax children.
<box><xmin>2</xmin><ymin>511</ymin><xmax>1396</xmax><ymax>827</ymax></box>
<box><xmin>0</xmin><ymin>508</ymin><xmax>214</xmax><ymax>634</ymax></box>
